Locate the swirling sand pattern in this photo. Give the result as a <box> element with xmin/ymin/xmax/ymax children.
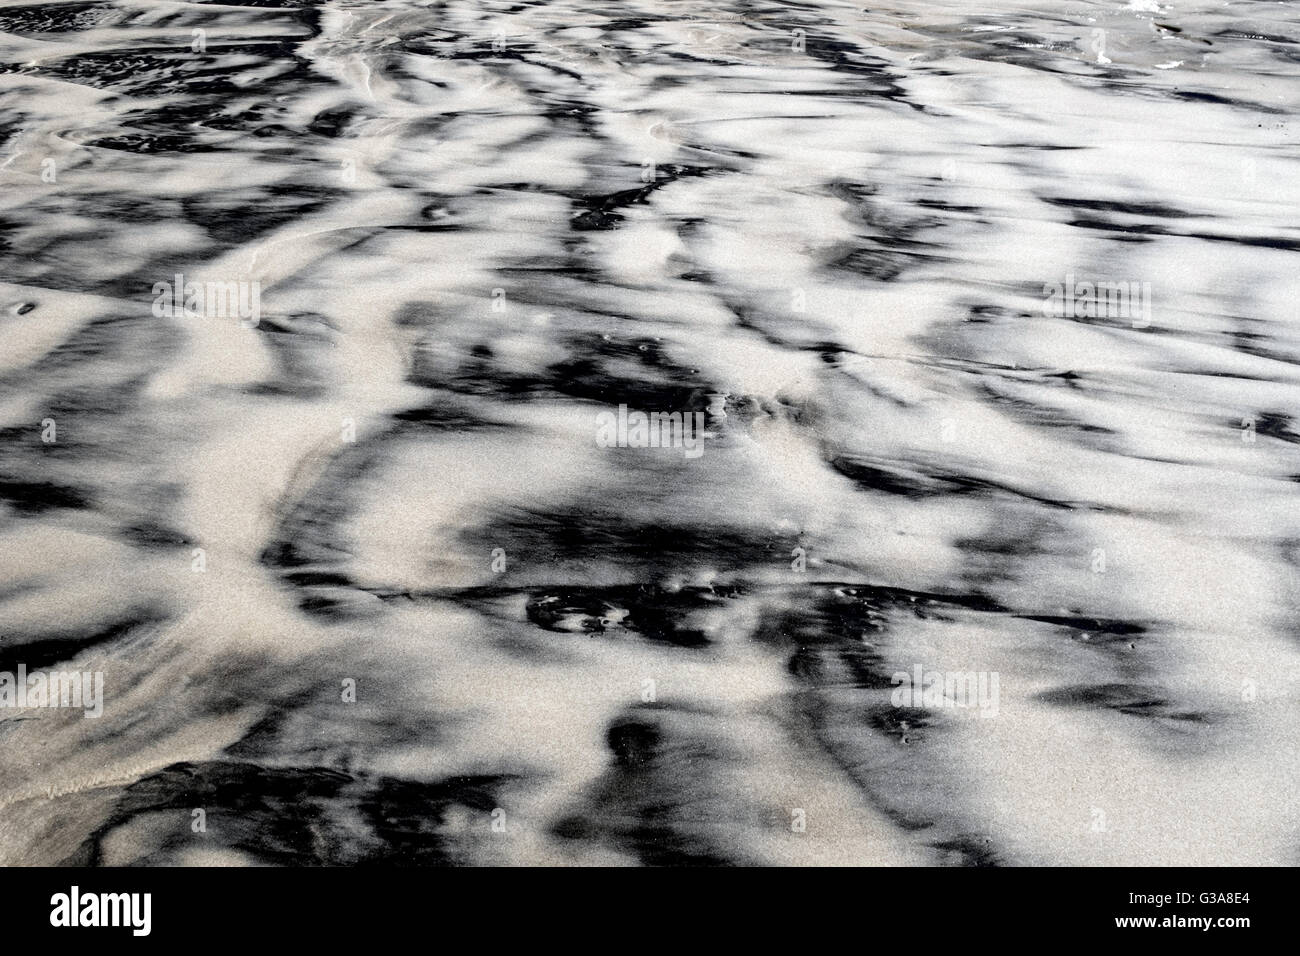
<box><xmin>0</xmin><ymin>0</ymin><xmax>1297</xmax><ymax>865</ymax></box>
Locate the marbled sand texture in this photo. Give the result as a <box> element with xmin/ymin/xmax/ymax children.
<box><xmin>0</xmin><ymin>0</ymin><xmax>1298</xmax><ymax>865</ymax></box>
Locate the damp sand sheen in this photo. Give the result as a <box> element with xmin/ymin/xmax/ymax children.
<box><xmin>0</xmin><ymin>0</ymin><xmax>1296</xmax><ymax>866</ymax></box>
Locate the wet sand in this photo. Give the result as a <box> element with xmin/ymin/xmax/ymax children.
<box><xmin>0</xmin><ymin>0</ymin><xmax>1297</xmax><ymax>865</ymax></box>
